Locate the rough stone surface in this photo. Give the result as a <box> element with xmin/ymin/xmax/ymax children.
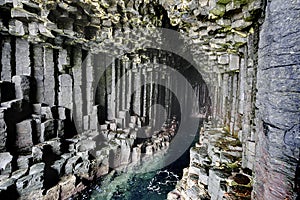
<box><xmin>15</xmin><ymin>119</ymin><xmax>34</xmax><ymax>151</ymax></box>
<box><xmin>254</xmin><ymin>0</ymin><xmax>300</xmax><ymax>199</ymax></box>
<box><xmin>0</xmin><ymin>0</ymin><xmax>298</xmax><ymax>199</ymax></box>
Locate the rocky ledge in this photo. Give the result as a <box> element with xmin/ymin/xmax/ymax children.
<box><xmin>0</xmin><ymin>112</ymin><xmax>178</xmax><ymax>200</ymax></box>
<box><xmin>168</xmin><ymin>122</ymin><xmax>252</xmax><ymax>200</ymax></box>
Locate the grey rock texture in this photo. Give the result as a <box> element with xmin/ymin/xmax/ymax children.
<box><xmin>0</xmin><ymin>0</ymin><xmax>298</xmax><ymax>199</ymax></box>
<box><xmin>254</xmin><ymin>0</ymin><xmax>300</xmax><ymax>199</ymax></box>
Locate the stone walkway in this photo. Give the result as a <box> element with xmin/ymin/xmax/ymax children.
<box><xmin>168</xmin><ymin>123</ymin><xmax>252</xmax><ymax>200</ymax></box>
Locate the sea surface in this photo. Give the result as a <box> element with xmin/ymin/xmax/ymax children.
<box><xmin>74</xmin><ymin>143</ymin><xmax>193</xmax><ymax>200</ymax></box>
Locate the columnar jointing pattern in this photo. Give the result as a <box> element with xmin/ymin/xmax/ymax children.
<box><xmin>0</xmin><ymin>26</ymin><xmax>209</xmax><ymax>199</ymax></box>
<box><xmin>0</xmin><ymin>0</ymin><xmax>299</xmax><ymax>199</ymax></box>
<box><xmin>97</xmin><ymin>51</ymin><xmax>209</xmax><ymax>131</ymax></box>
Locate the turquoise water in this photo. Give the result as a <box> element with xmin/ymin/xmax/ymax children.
<box><xmin>73</xmin><ymin>146</ymin><xmax>191</xmax><ymax>200</ymax></box>
<box><xmin>73</xmin><ymin>128</ymin><xmax>200</xmax><ymax>200</ymax></box>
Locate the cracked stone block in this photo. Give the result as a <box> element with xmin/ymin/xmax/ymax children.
<box><xmin>32</xmin><ymin>145</ymin><xmax>43</xmax><ymax>163</ymax></box>
<box><xmin>218</xmin><ymin>54</ymin><xmax>229</xmax><ymax>65</ymax></box>
<box><xmin>74</xmin><ymin>160</ymin><xmax>90</xmax><ymax>177</ymax></box>
<box><xmin>58</xmin><ymin>49</ymin><xmax>69</xmax><ymax>73</ymax></box>
<box><xmin>229</xmin><ymin>54</ymin><xmax>240</xmax><ymax>71</ymax></box>
<box><xmin>59</xmin><ymin>175</ymin><xmax>76</xmax><ymax>200</ymax></box>
<box><xmin>146</xmin><ymin>145</ymin><xmax>153</xmax><ymax>155</ymax></box>
<box><xmin>76</xmin><ymin>139</ymin><xmax>96</xmax><ymax>152</ymax></box>
<box><xmin>109</xmin><ymin>122</ymin><xmax>117</xmax><ymax>131</ymax></box>
<box><xmin>131</xmin><ymin>147</ymin><xmax>141</xmax><ymax>163</ymax></box>
<box><xmin>57</xmin><ymin>119</ymin><xmax>65</xmax><ymax>138</ymax></box>
<box><xmin>0</xmin><ymin>178</ymin><xmax>15</xmax><ymax>195</ymax></box>
<box><xmin>119</xmin><ymin>139</ymin><xmax>131</xmax><ymax>165</ymax></box>
<box><xmin>65</xmin><ymin>156</ymin><xmax>82</xmax><ymax>175</ymax></box>
<box><xmin>41</xmin><ymin>106</ymin><xmax>53</xmax><ymax>119</ymax></box>
<box><xmin>16</xmin><ymin>163</ymin><xmax>45</xmax><ymax>196</ymax></box>
<box><xmin>44</xmin><ymin>184</ymin><xmax>60</xmax><ymax>200</ymax></box>
<box><xmin>15</xmin><ymin>38</ymin><xmax>31</xmax><ymax>76</ymax></box>
<box><xmin>28</xmin><ymin>22</ymin><xmax>38</xmax><ymax>36</ymax></box>
<box><xmin>52</xmin><ymin>157</ymin><xmax>66</xmax><ymax>176</ymax></box>
<box><xmin>11</xmin><ymin>168</ymin><xmax>27</xmax><ymax>180</ymax></box>
<box><xmin>208</xmin><ymin>169</ymin><xmax>228</xmax><ymax>200</ymax></box>
<box><xmin>29</xmin><ymin>162</ymin><xmax>45</xmax><ymax>175</ymax></box>
<box><xmin>45</xmin><ymin>138</ymin><xmax>62</xmax><ymax>155</ymax></box>
<box><xmin>1</xmin><ymin>39</ymin><xmax>12</xmax><ymax>82</ymax></box>
<box><xmin>0</xmin><ymin>152</ymin><xmax>13</xmax><ymax>175</ymax></box>
<box><xmin>118</xmin><ymin>110</ymin><xmax>130</xmax><ymax>127</ymax></box>
<box><xmin>17</xmin><ymin>155</ymin><xmax>32</xmax><ymax>169</ymax></box>
<box><xmin>12</xmin><ymin>75</ymin><xmax>31</xmax><ymax>101</ymax></box>
<box><xmin>231</xmin><ymin>19</ymin><xmax>252</xmax><ymax>30</ymax></box>
<box><xmin>16</xmin><ymin>119</ymin><xmax>34</xmax><ymax>151</ymax></box>
<box><xmin>57</xmin><ymin>107</ymin><xmax>67</xmax><ymax>120</ymax></box>
<box><xmin>100</xmin><ymin>124</ymin><xmax>108</xmax><ymax>130</ymax></box>
<box><xmin>9</xmin><ymin>19</ymin><xmax>25</xmax><ymax>36</ymax></box>
<box><xmin>83</xmin><ymin>115</ymin><xmax>90</xmax><ymax>131</ymax></box>
<box><xmin>58</xmin><ymin>74</ymin><xmax>73</xmax><ymax>110</ymax></box>
<box><xmin>0</xmin><ymin>113</ymin><xmax>7</xmax><ymax>151</ymax></box>
<box><xmin>40</xmin><ymin>119</ymin><xmax>55</xmax><ymax>142</ymax></box>
<box><xmin>198</xmin><ymin>167</ymin><xmax>209</xmax><ymax>186</ymax></box>
<box><xmin>33</xmin><ymin>46</ymin><xmax>44</xmax><ymax>103</ymax></box>
<box><xmin>38</xmin><ymin>23</ymin><xmax>55</xmax><ymax>38</ymax></box>
<box><xmin>109</xmin><ymin>145</ymin><xmax>122</xmax><ymax>168</ymax></box>
<box><xmin>116</xmin><ymin>118</ymin><xmax>125</xmax><ymax>128</ymax></box>
<box><xmin>90</xmin><ymin>106</ymin><xmax>99</xmax><ymax>130</ymax></box>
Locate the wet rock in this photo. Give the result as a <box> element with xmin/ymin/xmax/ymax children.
<box><xmin>208</xmin><ymin>169</ymin><xmax>228</xmax><ymax>200</ymax></box>
<box><xmin>51</xmin><ymin>157</ymin><xmax>66</xmax><ymax>176</ymax></box>
<box><xmin>44</xmin><ymin>184</ymin><xmax>60</xmax><ymax>200</ymax></box>
<box><xmin>11</xmin><ymin>168</ymin><xmax>27</xmax><ymax>180</ymax></box>
<box><xmin>16</xmin><ymin>163</ymin><xmax>45</xmax><ymax>196</ymax></box>
<box><xmin>59</xmin><ymin>175</ymin><xmax>76</xmax><ymax>200</ymax></box>
<box><xmin>0</xmin><ymin>177</ymin><xmax>15</xmax><ymax>191</ymax></box>
<box><xmin>65</xmin><ymin>156</ymin><xmax>82</xmax><ymax>174</ymax></box>
<box><xmin>76</xmin><ymin>139</ymin><xmax>96</xmax><ymax>152</ymax></box>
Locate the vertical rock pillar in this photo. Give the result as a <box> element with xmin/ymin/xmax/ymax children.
<box><xmin>132</xmin><ymin>62</ymin><xmax>141</xmax><ymax>116</ymax></box>
<box><xmin>15</xmin><ymin>38</ymin><xmax>31</xmax><ymax>76</ymax></box>
<box><xmin>58</xmin><ymin>74</ymin><xmax>73</xmax><ymax>113</ymax></box>
<box><xmin>1</xmin><ymin>38</ymin><xmax>12</xmax><ymax>82</ymax></box>
<box><xmin>72</xmin><ymin>47</ymin><xmax>83</xmax><ymax>132</ymax></box>
<box><xmin>108</xmin><ymin>59</ymin><xmax>116</xmax><ymax>120</ymax></box>
<box><xmin>43</xmin><ymin>47</ymin><xmax>55</xmax><ymax>106</ymax></box>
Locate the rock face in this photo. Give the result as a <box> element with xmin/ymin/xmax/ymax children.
<box><xmin>168</xmin><ymin>123</ymin><xmax>252</xmax><ymax>200</ymax></box>
<box><xmin>0</xmin><ymin>0</ymin><xmax>298</xmax><ymax>199</ymax></box>
<box><xmin>254</xmin><ymin>0</ymin><xmax>300</xmax><ymax>199</ymax></box>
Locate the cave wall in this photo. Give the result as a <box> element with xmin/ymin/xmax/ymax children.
<box><xmin>0</xmin><ymin>0</ymin><xmax>299</xmax><ymax>199</ymax></box>
<box><xmin>254</xmin><ymin>0</ymin><xmax>300</xmax><ymax>199</ymax></box>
